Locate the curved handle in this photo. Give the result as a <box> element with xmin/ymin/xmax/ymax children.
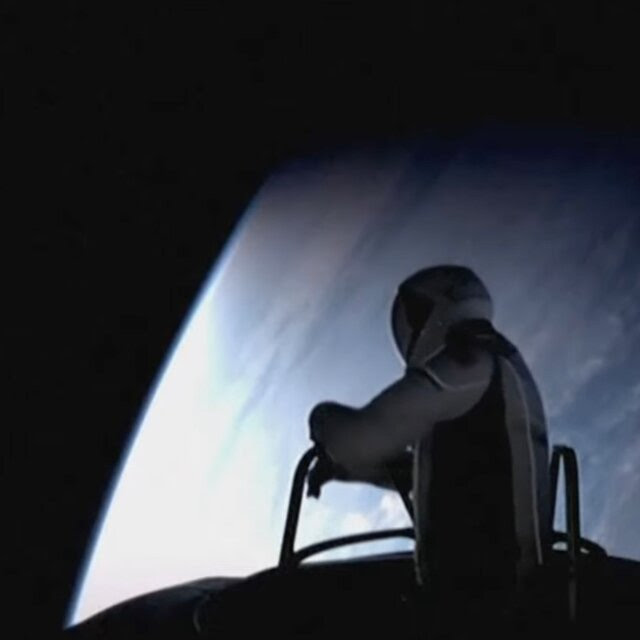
<box><xmin>549</xmin><ymin>445</ymin><xmax>582</xmax><ymax>623</ymax></box>
<box><xmin>279</xmin><ymin>446</ymin><xmax>319</xmax><ymax>568</ymax></box>
<box><xmin>292</xmin><ymin>528</ymin><xmax>414</xmax><ymax>565</ymax></box>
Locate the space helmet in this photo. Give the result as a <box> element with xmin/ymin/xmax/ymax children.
<box><xmin>391</xmin><ymin>265</ymin><xmax>494</xmax><ymax>366</ymax></box>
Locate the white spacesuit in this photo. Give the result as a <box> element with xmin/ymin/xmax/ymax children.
<box><xmin>309</xmin><ymin>266</ymin><xmax>551</xmax><ymax>613</ymax></box>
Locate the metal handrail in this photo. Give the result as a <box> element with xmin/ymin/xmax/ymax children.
<box><xmin>279</xmin><ymin>446</ymin><xmax>319</xmax><ymax>568</ymax></box>
<box><xmin>281</xmin><ymin>442</ymin><xmax>594</xmax><ymax>626</ymax></box>
<box><xmin>292</xmin><ymin>528</ymin><xmax>415</xmax><ymax>565</ymax></box>
<box><xmin>549</xmin><ymin>445</ymin><xmax>582</xmax><ymax>624</ymax></box>
<box><xmin>279</xmin><ymin>446</ymin><xmax>415</xmax><ymax>569</ymax></box>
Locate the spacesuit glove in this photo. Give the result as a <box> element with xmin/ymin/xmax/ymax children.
<box><xmin>307</xmin><ymin>446</ymin><xmax>349</xmax><ymax>498</ymax></box>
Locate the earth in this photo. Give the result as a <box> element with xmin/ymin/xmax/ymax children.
<box><xmin>68</xmin><ymin>125</ymin><xmax>640</xmax><ymax>624</ymax></box>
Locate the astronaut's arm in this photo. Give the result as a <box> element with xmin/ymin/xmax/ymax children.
<box><xmin>309</xmin><ymin>347</ymin><xmax>493</xmax><ymax>477</ymax></box>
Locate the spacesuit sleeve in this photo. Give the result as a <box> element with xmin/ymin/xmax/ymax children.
<box><xmin>309</xmin><ymin>347</ymin><xmax>494</xmax><ymax>479</ymax></box>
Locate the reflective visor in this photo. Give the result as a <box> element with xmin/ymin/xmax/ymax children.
<box><xmin>392</xmin><ymin>286</ymin><xmax>435</xmax><ymax>361</ymax></box>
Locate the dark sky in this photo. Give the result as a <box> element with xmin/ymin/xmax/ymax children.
<box><xmin>6</xmin><ymin>4</ymin><xmax>640</xmax><ymax>638</ymax></box>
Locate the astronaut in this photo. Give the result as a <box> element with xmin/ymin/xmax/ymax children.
<box><xmin>308</xmin><ymin>265</ymin><xmax>551</xmax><ymax>622</ymax></box>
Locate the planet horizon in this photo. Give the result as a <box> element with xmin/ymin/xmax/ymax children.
<box><xmin>68</xmin><ymin>125</ymin><xmax>640</xmax><ymax>625</ymax></box>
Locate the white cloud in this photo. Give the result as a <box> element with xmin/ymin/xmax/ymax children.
<box><xmin>341</xmin><ymin>512</ymin><xmax>374</xmax><ymax>534</ymax></box>
<box><xmin>377</xmin><ymin>492</ymin><xmax>412</xmax><ymax>528</ymax></box>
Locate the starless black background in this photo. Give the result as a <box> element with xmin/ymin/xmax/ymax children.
<box><xmin>4</xmin><ymin>3</ymin><xmax>639</xmax><ymax>638</ymax></box>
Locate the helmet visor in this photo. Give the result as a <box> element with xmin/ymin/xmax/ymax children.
<box><xmin>392</xmin><ymin>286</ymin><xmax>435</xmax><ymax>361</ymax></box>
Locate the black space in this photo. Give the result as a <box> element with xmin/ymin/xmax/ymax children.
<box><xmin>4</xmin><ymin>4</ymin><xmax>639</xmax><ymax>638</ymax></box>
